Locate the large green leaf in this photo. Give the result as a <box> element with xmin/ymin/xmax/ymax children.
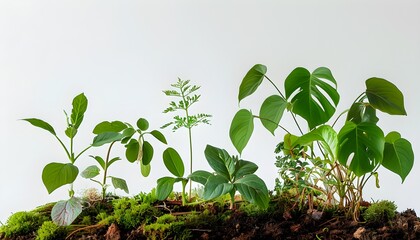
<box><xmin>70</xmin><ymin>93</ymin><xmax>88</xmax><ymax>129</ymax></box>
<box><xmin>125</xmin><ymin>139</ymin><xmax>140</xmax><ymax>163</ymax></box>
<box><xmin>110</xmin><ymin>176</ymin><xmax>129</xmax><ymax>194</ymax></box>
<box><xmin>234</xmin><ymin>160</ymin><xmax>258</xmax><ymax>179</ymax></box>
<box><xmin>347</xmin><ymin>102</ymin><xmax>379</xmax><ymax>124</ymax></box>
<box><xmin>382</xmin><ymin>132</ymin><xmax>414</xmax><ymax>182</ymax></box>
<box><xmin>293</xmin><ymin>125</ymin><xmax>338</xmax><ymax>160</ymax></box>
<box><xmin>92</xmin><ymin>132</ymin><xmax>123</xmax><ymax>147</ymax></box>
<box><xmin>142</xmin><ymin>141</ymin><xmax>154</xmax><ymax>165</ymax></box>
<box><xmin>230</xmin><ymin>109</ymin><xmax>254</xmax><ymax>154</ymax></box>
<box><xmin>42</xmin><ymin>163</ymin><xmax>79</xmax><ymax>194</ymax></box>
<box><xmin>203</xmin><ymin>175</ymin><xmax>233</xmax><ymax>200</ymax></box>
<box><xmin>234</xmin><ymin>174</ymin><xmax>269</xmax><ymax>209</ymax></box>
<box><xmin>337</xmin><ymin>122</ymin><xmax>385</xmax><ymax>176</ymax></box>
<box><xmin>285</xmin><ymin>67</ymin><xmax>339</xmax><ymax>129</ymax></box>
<box><xmin>259</xmin><ymin>95</ymin><xmax>287</xmax><ymax>135</ymax></box>
<box><xmin>93</xmin><ymin>121</ymin><xmax>127</xmax><ymax>134</ymax></box>
<box><xmin>81</xmin><ymin>165</ymin><xmax>100</xmax><ymax>179</ymax></box>
<box><xmin>51</xmin><ymin>197</ymin><xmax>82</xmax><ymax>226</ymax></box>
<box><xmin>365</xmin><ymin>78</ymin><xmax>406</xmax><ymax>115</ymax></box>
<box><xmin>163</xmin><ymin>147</ymin><xmax>184</xmax><ymax>177</ymax></box>
<box><xmin>150</xmin><ymin>130</ymin><xmax>167</xmax><ymax>144</ymax></box>
<box><xmin>204</xmin><ymin>145</ymin><xmax>235</xmax><ymax>180</ymax></box>
<box><xmin>22</xmin><ymin>118</ymin><xmax>56</xmax><ymax>136</ymax></box>
<box><xmin>238</xmin><ymin>64</ymin><xmax>267</xmax><ymax>103</ymax></box>
<box><xmin>188</xmin><ymin>170</ymin><xmax>212</xmax><ymax>185</ymax></box>
<box><xmin>156</xmin><ymin>177</ymin><xmax>176</xmax><ymax>200</ymax></box>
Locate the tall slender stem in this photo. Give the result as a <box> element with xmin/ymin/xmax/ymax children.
<box><xmin>102</xmin><ymin>141</ymin><xmax>116</xmax><ymax>200</ymax></box>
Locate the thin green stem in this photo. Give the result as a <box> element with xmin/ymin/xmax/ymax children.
<box><xmin>74</xmin><ymin>145</ymin><xmax>92</xmax><ymax>162</ymax></box>
<box><xmin>181</xmin><ymin>179</ymin><xmax>188</xmax><ymax>206</ymax></box>
<box><xmin>70</xmin><ymin>137</ymin><xmax>74</xmax><ymax>163</ymax></box>
<box><xmin>264</xmin><ymin>75</ymin><xmax>286</xmax><ymax>100</ymax></box>
<box><xmin>55</xmin><ymin>135</ymin><xmax>71</xmax><ymax>160</ymax></box>
<box><xmin>252</xmin><ymin>115</ymin><xmax>291</xmax><ymax>134</ymax></box>
<box><xmin>291</xmin><ymin>113</ymin><xmax>304</xmax><ymax>135</ymax></box>
<box><xmin>332</xmin><ymin>109</ymin><xmax>349</xmax><ymax>128</ymax></box>
<box><xmin>102</xmin><ymin>141</ymin><xmax>116</xmax><ymax>200</ymax></box>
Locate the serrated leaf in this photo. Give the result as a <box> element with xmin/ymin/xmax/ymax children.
<box><xmin>229</xmin><ymin>109</ymin><xmax>254</xmax><ymax>154</ymax></box>
<box><xmin>150</xmin><ymin>130</ymin><xmax>167</xmax><ymax>144</ymax></box>
<box><xmin>125</xmin><ymin>139</ymin><xmax>140</xmax><ymax>163</ymax></box>
<box><xmin>259</xmin><ymin>95</ymin><xmax>287</xmax><ymax>135</ymax></box>
<box><xmin>234</xmin><ymin>174</ymin><xmax>269</xmax><ymax>209</ymax></box>
<box><xmin>238</xmin><ymin>64</ymin><xmax>267</xmax><ymax>103</ymax></box>
<box><xmin>70</xmin><ymin>93</ymin><xmax>88</xmax><ymax>129</ymax></box>
<box><xmin>188</xmin><ymin>170</ymin><xmax>212</xmax><ymax>185</ymax></box>
<box><xmin>81</xmin><ymin>165</ymin><xmax>100</xmax><ymax>179</ymax></box>
<box><xmin>22</xmin><ymin>118</ymin><xmax>56</xmax><ymax>136</ymax></box>
<box><xmin>366</xmin><ymin>78</ymin><xmax>407</xmax><ymax>115</ymax></box>
<box><xmin>137</xmin><ymin>118</ymin><xmax>149</xmax><ymax>131</ymax></box>
<box><xmin>93</xmin><ymin>121</ymin><xmax>127</xmax><ymax>134</ymax></box>
<box><xmin>51</xmin><ymin>197</ymin><xmax>82</xmax><ymax>226</ymax></box>
<box><xmin>337</xmin><ymin>122</ymin><xmax>384</xmax><ymax>176</ymax></box>
<box><xmin>204</xmin><ymin>145</ymin><xmax>235</xmax><ymax>180</ymax></box>
<box><xmin>42</xmin><ymin>163</ymin><xmax>79</xmax><ymax>194</ymax></box>
<box><xmin>110</xmin><ymin>176</ymin><xmax>129</xmax><ymax>194</ymax></box>
<box><xmin>382</xmin><ymin>132</ymin><xmax>414</xmax><ymax>182</ymax></box>
<box><xmin>203</xmin><ymin>175</ymin><xmax>232</xmax><ymax>200</ymax></box>
<box><xmin>285</xmin><ymin>67</ymin><xmax>339</xmax><ymax>129</ymax></box>
<box><xmin>142</xmin><ymin>141</ymin><xmax>154</xmax><ymax>165</ymax></box>
<box><xmin>92</xmin><ymin>132</ymin><xmax>123</xmax><ymax>147</ymax></box>
<box><xmin>141</xmin><ymin>162</ymin><xmax>151</xmax><ymax>177</ymax></box>
<box><xmin>163</xmin><ymin>148</ymin><xmax>184</xmax><ymax>177</ymax></box>
<box><xmin>156</xmin><ymin>177</ymin><xmax>176</xmax><ymax>200</ymax></box>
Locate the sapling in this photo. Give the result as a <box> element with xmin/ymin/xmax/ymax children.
<box><xmin>162</xmin><ymin>78</ymin><xmax>211</xmax><ymax>199</ymax></box>
<box><xmin>230</xmin><ymin>64</ymin><xmax>414</xmax><ymax>220</ymax></box>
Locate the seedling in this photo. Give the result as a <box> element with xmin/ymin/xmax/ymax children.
<box><xmin>162</xmin><ymin>78</ymin><xmax>211</xmax><ymax>199</ymax></box>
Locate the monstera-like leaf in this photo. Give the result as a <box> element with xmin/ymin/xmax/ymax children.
<box><xmin>285</xmin><ymin>67</ymin><xmax>339</xmax><ymax>129</ymax></box>
<box><xmin>337</xmin><ymin>122</ymin><xmax>384</xmax><ymax>176</ymax></box>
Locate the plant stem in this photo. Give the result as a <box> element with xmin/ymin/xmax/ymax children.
<box><xmin>181</xmin><ymin>179</ymin><xmax>188</xmax><ymax>206</ymax></box>
<box><xmin>252</xmin><ymin>115</ymin><xmax>291</xmax><ymax>134</ymax></box>
<box><xmin>55</xmin><ymin>135</ymin><xmax>71</xmax><ymax>160</ymax></box>
<box><xmin>74</xmin><ymin>145</ymin><xmax>92</xmax><ymax>162</ymax></box>
<box><xmin>102</xmin><ymin>141</ymin><xmax>116</xmax><ymax>200</ymax></box>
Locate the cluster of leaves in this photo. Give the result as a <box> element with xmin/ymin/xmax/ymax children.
<box><xmin>0</xmin><ymin>211</ymin><xmax>48</xmax><ymax>238</ymax></box>
<box><xmin>230</xmin><ymin>64</ymin><xmax>414</xmax><ymax>219</ymax></box>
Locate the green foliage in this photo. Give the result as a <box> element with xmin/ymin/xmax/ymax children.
<box><xmin>51</xmin><ymin>197</ymin><xmax>82</xmax><ymax>226</ymax></box>
<box><xmin>36</xmin><ymin>221</ymin><xmax>67</xmax><ymax>240</ymax></box>
<box><xmin>134</xmin><ymin>189</ymin><xmax>158</xmax><ymax>204</ymax></box>
<box><xmin>231</xmin><ymin>64</ymin><xmax>414</xmax><ymax>220</ymax></box>
<box><xmin>191</xmin><ymin>145</ymin><xmax>269</xmax><ymax>209</ymax></box>
<box><xmin>363</xmin><ymin>200</ymin><xmax>397</xmax><ymax>224</ymax></box>
<box><xmin>112</xmin><ymin>198</ymin><xmax>159</xmax><ymax>230</ymax></box>
<box><xmin>0</xmin><ymin>211</ymin><xmax>47</xmax><ymax>237</ymax></box>
<box><xmin>162</xmin><ymin>78</ymin><xmax>211</xmax><ymax>199</ymax></box>
<box><xmin>143</xmin><ymin>221</ymin><xmax>191</xmax><ymax>240</ymax></box>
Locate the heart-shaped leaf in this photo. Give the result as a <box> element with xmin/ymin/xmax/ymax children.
<box><xmin>42</xmin><ymin>163</ymin><xmax>79</xmax><ymax>194</ymax></box>
<box><xmin>230</xmin><ymin>109</ymin><xmax>254</xmax><ymax>154</ymax></box>
<box><xmin>51</xmin><ymin>197</ymin><xmax>82</xmax><ymax>226</ymax></box>
<box><xmin>234</xmin><ymin>174</ymin><xmax>269</xmax><ymax>209</ymax></box>
<box><xmin>163</xmin><ymin>148</ymin><xmax>184</xmax><ymax>177</ymax></box>
<box><xmin>337</xmin><ymin>122</ymin><xmax>384</xmax><ymax>176</ymax></box>
<box><xmin>285</xmin><ymin>67</ymin><xmax>339</xmax><ymax>129</ymax></box>
<box><xmin>259</xmin><ymin>95</ymin><xmax>287</xmax><ymax>135</ymax></box>
<box><xmin>366</xmin><ymin>78</ymin><xmax>407</xmax><ymax>115</ymax></box>
<box><xmin>93</xmin><ymin>121</ymin><xmax>127</xmax><ymax>134</ymax></box>
<box><xmin>382</xmin><ymin>131</ymin><xmax>414</xmax><ymax>182</ymax></box>
<box><xmin>238</xmin><ymin>64</ymin><xmax>267</xmax><ymax>103</ymax></box>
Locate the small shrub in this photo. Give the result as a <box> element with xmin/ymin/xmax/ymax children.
<box><xmin>36</xmin><ymin>221</ymin><xmax>67</xmax><ymax>240</ymax></box>
<box><xmin>0</xmin><ymin>211</ymin><xmax>47</xmax><ymax>237</ymax></box>
<box><xmin>363</xmin><ymin>200</ymin><xmax>397</xmax><ymax>224</ymax></box>
<box><xmin>112</xmin><ymin>198</ymin><xmax>159</xmax><ymax>229</ymax></box>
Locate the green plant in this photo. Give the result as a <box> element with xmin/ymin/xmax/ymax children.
<box><xmin>36</xmin><ymin>221</ymin><xmax>67</xmax><ymax>240</ymax></box>
<box><xmin>363</xmin><ymin>200</ymin><xmax>397</xmax><ymax>224</ymax></box>
<box><xmin>82</xmin><ymin>118</ymin><xmax>167</xmax><ymax>200</ymax></box>
<box><xmin>162</xmin><ymin>78</ymin><xmax>211</xmax><ymax>199</ymax></box>
<box><xmin>189</xmin><ymin>145</ymin><xmax>269</xmax><ymax>209</ymax></box>
<box><xmin>112</xmin><ymin>198</ymin><xmax>159</xmax><ymax>230</ymax></box>
<box><xmin>230</xmin><ymin>64</ymin><xmax>414</xmax><ymax>219</ymax></box>
<box><xmin>0</xmin><ymin>211</ymin><xmax>47</xmax><ymax>237</ymax></box>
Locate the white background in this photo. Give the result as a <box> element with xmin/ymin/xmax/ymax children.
<box><xmin>1</xmin><ymin>1</ymin><xmax>419</xmax><ymax>223</ymax></box>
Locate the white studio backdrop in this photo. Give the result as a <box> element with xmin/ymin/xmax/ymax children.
<box><xmin>1</xmin><ymin>0</ymin><xmax>419</xmax><ymax>222</ymax></box>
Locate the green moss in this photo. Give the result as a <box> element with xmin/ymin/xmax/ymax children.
<box><xmin>143</xmin><ymin>221</ymin><xmax>191</xmax><ymax>240</ymax></box>
<box><xmin>80</xmin><ymin>216</ymin><xmax>92</xmax><ymax>225</ymax></box>
<box><xmin>36</xmin><ymin>221</ymin><xmax>67</xmax><ymax>240</ymax></box>
<box><xmin>156</xmin><ymin>214</ymin><xmax>176</xmax><ymax>224</ymax></box>
<box><xmin>112</xmin><ymin>197</ymin><xmax>159</xmax><ymax>230</ymax></box>
<box><xmin>363</xmin><ymin>200</ymin><xmax>397</xmax><ymax>224</ymax></box>
<box><xmin>0</xmin><ymin>211</ymin><xmax>47</xmax><ymax>237</ymax></box>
